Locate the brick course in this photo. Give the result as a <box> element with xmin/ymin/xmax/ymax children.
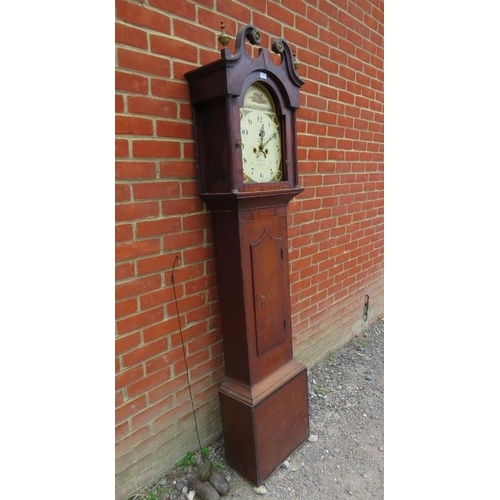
<box><xmin>115</xmin><ymin>1</ymin><xmax>383</xmax><ymax>498</ymax></box>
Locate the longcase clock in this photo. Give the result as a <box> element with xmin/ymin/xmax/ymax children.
<box><xmin>185</xmin><ymin>24</ymin><xmax>309</xmax><ymax>486</ymax></box>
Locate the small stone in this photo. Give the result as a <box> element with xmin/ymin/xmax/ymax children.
<box><xmin>198</xmin><ymin>460</ymin><xmax>212</xmax><ymax>482</ymax></box>
<box><xmin>209</xmin><ymin>469</ymin><xmax>230</xmax><ymax>496</ymax></box>
<box><xmin>253</xmin><ymin>485</ymin><xmax>267</xmax><ymax>495</ymax></box>
<box><xmin>378</xmin><ymin>445</ymin><xmax>384</xmax><ymax>452</ymax></box>
<box><xmin>188</xmin><ymin>476</ymin><xmax>220</xmax><ymax>500</ymax></box>
<box><xmin>182</xmin><ymin>486</ymin><xmax>188</xmax><ymax>494</ymax></box>
<box><xmin>281</xmin><ymin>460</ymin><xmax>291</xmax><ymax>469</ymax></box>
<box><xmin>308</xmin><ymin>434</ymin><xmax>318</xmax><ymax>443</ymax></box>
<box><xmin>188</xmin><ymin>491</ymin><xmax>196</xmax><ymax>500</ymax></box>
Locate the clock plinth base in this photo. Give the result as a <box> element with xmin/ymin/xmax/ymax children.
<box><xmin>219</xmin><ymin>360</ymin><xmax>310</xmax><ymax>486</ymax></box>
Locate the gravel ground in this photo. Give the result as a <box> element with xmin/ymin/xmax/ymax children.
<box><xmin>134</xmin><ymin>318</ymin><xmax>384</xmax><ymax>500</ymax></box>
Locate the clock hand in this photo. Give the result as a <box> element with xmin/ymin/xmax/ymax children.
<box><xmin>262</xmin><ymin>132</ymin><xmax>277</xmax><ymax>148</ymax></box>
<box><xmin>258</xmin><ymin>125</ymin><xmax>265</xmax><ymax>148</ymax></box>
<box><xmin>256</xmin><ymin>126</ymin><xmax>275</xmax><ymax>158</ymax></box>
<box><xmin>255</xmin><ymin>132</ymin><xmax>277</xmax><ymax>159</ymax></box>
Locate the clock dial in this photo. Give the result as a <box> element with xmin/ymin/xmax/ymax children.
<box><xmin>240</xmin><ymin>83</ymin><xmax>283</xmax><ymax>183</ymax></box>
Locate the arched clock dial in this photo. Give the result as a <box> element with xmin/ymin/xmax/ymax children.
<box><xmin>240</xmin><ymin>83</ymin><xmax>283</xmax><ymax>183</ymax></box>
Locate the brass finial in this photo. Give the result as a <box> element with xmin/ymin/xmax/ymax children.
<box><xmin>293</xmin><ymin>50</ymin><xmax>300</xmax><ymax>70</ymax></box>
<box><xmin>218</xmin><ymin>22</ymin><xmax>231</xmax><ymax>47</ymax></box>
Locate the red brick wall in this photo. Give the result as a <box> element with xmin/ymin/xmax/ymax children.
<box><xmin>115</xmin><ymin>0</ymin><xmax>383</xmax><ymax>498</ymax></box>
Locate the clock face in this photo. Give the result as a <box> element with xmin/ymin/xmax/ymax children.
<box><xmin>240</xmin><ymin>83</ymin><xmax>283</xmax><ymax>183</ymax></box>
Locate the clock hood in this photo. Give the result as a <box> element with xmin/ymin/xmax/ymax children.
<box><xmin>185</xmin><ymin>24</ymin><xmax>304</xmax><ymax>109</ymax></box>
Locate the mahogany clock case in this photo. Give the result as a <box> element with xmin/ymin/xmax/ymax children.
<box><xmin>185</xmin><ymin>25</ymin><xmax>310</xmax><ymax>486</ymax></box>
